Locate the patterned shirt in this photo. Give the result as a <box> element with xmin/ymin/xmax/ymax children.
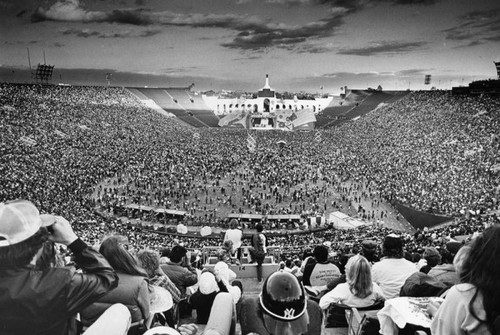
<box><xmin>150</xmin><ymin>272</ymin><xmax>183</xmax><ymax>303</ymax></box>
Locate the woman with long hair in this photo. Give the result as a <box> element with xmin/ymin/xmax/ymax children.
<box><xmin>319</xmin><ymin>254</ymin><xmax>385</xmax><ymax>309</ymax></box>
<box><xmin>80</xmin><ymin>235</ymin><xmax>150</xmax><ymax>335</ymax></box>
<box><xmin>431</xmin><ymin>225</ymin><xmax>500</xmax><ymax>334</ymax></box>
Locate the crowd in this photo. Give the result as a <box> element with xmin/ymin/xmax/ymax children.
<box><xmin>1</xmin><ymin>83</ymin><xmax>500</xmax><ymax>334</ymax></box>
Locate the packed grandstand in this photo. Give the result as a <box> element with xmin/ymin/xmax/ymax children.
<box><xmin>1</xmin><ymin>82</ymin><xmax>499</xmax><ymax>333</ymax></box>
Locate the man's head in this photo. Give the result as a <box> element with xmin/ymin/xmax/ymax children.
<box><xmin>259</xmin><ymin>270</ymin><xmax>309</xmax><ymax>335</ymax></box>
<box><xmin>382</xmin><ymin>234</ymin><xmax>404</xmax><ymax>258</ymax></box>
<box><xmin>0</xmin><ymin>200</ymin><xmax>56</xmax><ymax>270</ymax></box>
<box><xmin>313</xmin><ymin>245</ymin><xmax>329</xmax><ymax>263</ymax></box>
<box><xmin>169</xmin><ymin>245</ymin><xmax>187</xmax><ymax>263</ymax></box>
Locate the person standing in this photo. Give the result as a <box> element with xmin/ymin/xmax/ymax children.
<box><xmin>249</xmin><ymin>223</ymin><xmax>267</xmax><ymax>282</ymax></box>
<box><xmin>224</xmin><ymin>219</ymin><xmax>243</xmax><ymax>260</ymax></box>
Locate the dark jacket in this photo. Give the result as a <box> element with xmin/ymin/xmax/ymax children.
<box><xmin>160</xmin><ymin>261</ymin><xmax>198</xmax><ymax>295</ymax></box>
<box><xmin>0</xmin><ymin>239</ymin><xmax>118</xmax><ymax>335</ymax></box>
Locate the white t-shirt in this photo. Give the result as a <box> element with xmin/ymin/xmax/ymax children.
<box><xmin>224</xmin><ymin>228</ymin><xmax>243</xmax><ymax>252</ymax></box>
<box><xmin>371</xmin><ymin>257</ymin><xmax>417</xmax><ymax>299</ymax></box>
<box><xmin>319</xmin><ymin>282</ymin><xmax>385</xmax><ymax>309</ymax></box>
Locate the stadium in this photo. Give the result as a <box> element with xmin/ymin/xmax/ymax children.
<box><xmin>1</xmin><ymin>63</ymin><xmax>500</xmax><ymax>333</ymax></box>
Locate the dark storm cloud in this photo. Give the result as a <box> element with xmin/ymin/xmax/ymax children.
<box><xmin>29</xmin><ymin>0</ymin><xmax>437</xmax><ymax>52</ymax></box>
<box><xmin>443</xmin><ymin>8</ymin><xmax>500</xmax><ymax>46</ymax></box>
<box><xmin>337</xmin><ymin>41</ymin><xmax>427</xmax><ymax>56</ymax></box>
<box><xmin>59</xmin><ymin>27</ymin><xmax>161</xmax><ymax>38</ymax></box>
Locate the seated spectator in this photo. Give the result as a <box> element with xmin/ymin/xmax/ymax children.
<box><xmin>428</xmin><ymin>241</ymin><xmax>464</xmax><ymax>287</ymax></box>
<box><xmin>361</xmin><ymin>239</ymin><xmax>380</xmax><ymax>264</ymax></box>
<box><xmin>302</xmin><ymin>245</ymin><xmax>341</xmax><ymax>297</ymax></box>
<box><xmin>145</xmin><ymin>292</ymin><xmax>235</xmax><ymax>335</ymax></box>
<box><xmin>80</xmin><ymin>235</ymin><xmax>150</xmax><ymax>335</ymax></box>
<box><xmin>136</xmin><ymin>249</ymin><xmax>183</xmax><ymax>327</ymax></box>
<box><xmin>0</xmin><ymin>200</ymin><xmax>129</xmax><ymax>335</ymax></box>
<box><xmin>239</xmin><ymin>270</ymin><xmax>323</xmax><ymax>335</ymax></box>
<box><xmin>160</xmin><ymin>245</ymin><xmax>199</xmax><ymax>296</ymax></box>
<box><xmin>319</xmin><ymin>255</ymin><xmax>385</xmax><ymax>309</ymax></box>
<box><xmin>214</xmin><ymin>261</ymin><xmax>242</xmax><ymax>305</ymax></box>
<box><xmin>419</xmin><ymin>247</ymin><xmax>441</xmax><ymax>274</ymax></box>
<box><xmin>189</xmin><ymin>271</ymin><xmax>228</xmax><ymax>324</ymax></box>
<box><xmin>371</xmin><ymin>234</ymin><xmax>417</xmax><ymax>299</ymax></box>
<box><xmin>431</xmin><ymin>225</ymin><xmax>500</xmax><ymax>334</ymax></box>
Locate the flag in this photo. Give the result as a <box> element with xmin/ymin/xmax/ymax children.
<box><xmin>424</xmin><ymin>74</ymin><xmax>431</xmax><ymax>85</ymax></box>
<box><xmin>247</xmin><ymin>133</ymin><xmax>256</xmax><ymax>152</ymax></box>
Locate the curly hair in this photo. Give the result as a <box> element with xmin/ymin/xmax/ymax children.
<box><xmin>136</xmin><ymin>249</ymin><xmax>160</xmax><ymax>278</ymax></box>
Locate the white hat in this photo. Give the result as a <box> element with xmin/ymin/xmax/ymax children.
<box><xmin>0</xmin><ymin>200</ymin><xmax>56</xmax><ymax>247</ymax></box>
<box><xmin>198</xmin><ymin>272</ymin><xmax>219</xmax><ymax>295</ymax></box>
<box><xmin>150</xmin><ymin>286</ymin><xmax>173</xmax><ymax>313</ymax></box>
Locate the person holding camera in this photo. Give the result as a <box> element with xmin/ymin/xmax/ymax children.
<box><xmin>0</xmin><ymin>200</ymin><xmax>130</xmax><ymax>335</ymax></box>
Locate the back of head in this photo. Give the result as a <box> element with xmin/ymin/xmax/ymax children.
<box><xmin>256</xmin><ymin>224</ymin><xmax>264</xmax><ymax>233</ymax></box>
<box><xmin>100</xmin><ymin>235</ymin><xmax>146</xmax><ymax>277</ymax></box>
<box><xmin>229</xmin><ymin>219</ymin><xmax>238</xmax><ymax>229</ymax></box>
<box><xmin>0</xmin><ymin>200</ymin><xmax>55</xmax><ymax>270</ymax></box>
<box><xmin>460</xmin><ymin>226</ymin><xmax>500</xmax><ymax>329</ymax></box>
<box><xmin>169</xmin><ymin>245</ymin><xmax>187</xmax><ymax>263</ymax></box>
<box><xmin>346</xmin><ymin>255</ymin><xmax>373</xmax><ymax>298</ymax></box>
<box><xmin>136</xmin><ymin>249</ymin><xmax>160</xmax><ymax>277</ymax></box>
<box><xmin>313</xmin><ymin>245</ymin><xmax>329</xmax><ymax>263</ymax></box>
<box><xmin>383</xmin><ymin>234</ymin><xmax>404</xmax><ymax>258</ymax></box>
<box><xmin>423</xmin><ymin>247</ymin><xmax>441</xmax><ymax>267</ymax></box>
<box><xmin>259</xmin><ymin>270</ymin><xmax>308</xmax><ymax>334</ymax></box>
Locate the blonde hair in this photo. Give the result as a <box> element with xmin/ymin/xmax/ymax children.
<box><xmin>346</xmin><ymin>255</ymin><xmax>373</xmax><ymax>299</ymax></box>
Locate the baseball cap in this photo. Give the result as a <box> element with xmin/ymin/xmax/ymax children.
<box><xmin>0</xmin><ymin>200</ymin><xmax>55</xmax><ymax>247</ymax></box>
<box><xmin>259</xmin><ymin>271</ymin><xmax>308</xmax><ymax>335</ymax></box>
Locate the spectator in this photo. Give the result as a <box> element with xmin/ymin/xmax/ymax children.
<box><xmin>319</xmin><ymin>254</ymin><xmax>385</xmax><ymax>309</ymax></box>
<box><xmin>302</xmin><ymin>245</ymin><xmax>341</xmax><ymax>298</ymax></box>
<box><xmin>80</xmin><ymin>235</ymin><xmax>150</xmax><ymax>335</ymax></box>
<box><xmin>160</xmin><ymin>245</ymin><xmax>198</xmax><ymax>296</ymax></box>
<box><xmin>239</xmin><ymin>270</ymin><xmax>322</xmax><ymax>335</ymax></box>
<box><xmin>224</xmin><ymin>219</ymin><xmax>243</xmax><ymax>259</ymax></box>
<box><xmin>428</xmin><ymin>242</ymin><xmax>464</xmax><ymax>287</ymax></box>
<box><xmin>371</xmin><ymin>234</ymin><xmax>417</xmax><ymax>299</ymax></box>
<box><xmin>419</xmin><ymin>247</ymin><xmax>441</xmax><ymax>274</ymax></box>
<box><xmin>361</xmin><ymin>239</ymin><xmax>380</xmax><ymax>264</ymax></box>
<box><xmin>136</xmin><ymin>249</ymin><xmax>182</xmax><ymax>327</ymax></box>
<box><xmin>249</xmin><ymin>223</ymin><xmax>267</xmax><ymax>282</ymax></box>
<box><xmin>0</xmin><ymin>200</ymin><xmax>128</xmax><ymax>335</ymax></box>
<box><xmin>431</xmin><ymin>225</ymin><xmax>500</xmax><ymax>334</ymax></box>
<box><xmin>189</xmin><ymin>271</ymin><xmax>227</xmax><ymax>324</ymax></box>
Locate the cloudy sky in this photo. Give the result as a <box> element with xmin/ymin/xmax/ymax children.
<box><xmin>1</xmin><ymin>0</ymin><xmax>499</xmax><ymax>93</ymax></box>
